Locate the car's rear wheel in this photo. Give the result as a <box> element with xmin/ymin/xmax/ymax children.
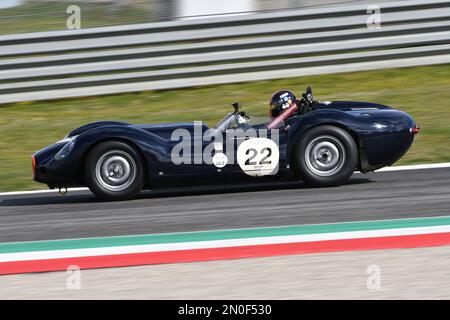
<box><xmin>293</xmin><ymin>125</ymin><xmax>358</xmax><ymax>187</ymax></box>
<box><xmin>85</xmin><ymin>141</ymin><xmax>144</xmax><ymax>200</ymax></box>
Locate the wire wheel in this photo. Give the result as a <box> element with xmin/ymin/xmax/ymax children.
<box><xmin>95</xmin><ymin>150</ymin><xmax>137</xmax><ymax>192</ymax></box>
<box><xmin>304</xmin><ymin>135</ymin><xmax>346</xmax><ymax>177</ymax></box>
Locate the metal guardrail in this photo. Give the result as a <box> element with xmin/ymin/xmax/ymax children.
<box><xmin>0</xmin><ymin>0</ymin><xmax>450</xmax><ymax>104</ymax></box>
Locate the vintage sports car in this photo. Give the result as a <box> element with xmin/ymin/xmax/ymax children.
<box><xmin>31</xmin><ymin>87</ymin><xmax>419</xmax><ymax>201</ymax></box>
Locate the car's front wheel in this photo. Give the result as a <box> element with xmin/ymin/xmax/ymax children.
<box><xmin>293</xmin><ymin>125</ymin><xmax>358</xmax><ymax>187</ymax></box>
<box><xmin>85</xmin><ymin>141</ymin><xmax>144</xmax><ymax>201</ymax></box>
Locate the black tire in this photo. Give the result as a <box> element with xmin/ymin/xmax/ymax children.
<box><xmin>293</xmin><ymin>125</ymin><xmax>358</xmax><ymax>187</ymax></box>
<box><xmin>85</xmin><ymin>141</ymin><xmax>144</xmax><ymax>201</ymax></box>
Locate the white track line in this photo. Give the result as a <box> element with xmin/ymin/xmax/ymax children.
<box><xmin>376</xmin><ymin>162</ymin><xmax>450</xmax><ymax>172</ymax></box>
<box><xmin>1</xmin><ymin>162</ymin><xmax>449</xmax><ymax>197</ymax></box>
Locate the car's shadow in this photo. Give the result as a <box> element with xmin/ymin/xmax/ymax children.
<box><xmin>0</xmin><ymin>177</ymin><xmax>373</xmax><ymax>207</ymax></box>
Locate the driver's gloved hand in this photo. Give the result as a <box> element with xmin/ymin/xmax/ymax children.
<box><xmin>295</xmin><ymin>99</ymin><xmax>306</xmax><ymax>115</ymax></box>
<box><xmin>296</xmin><ymin>99</ymin><xmax>312</xmax><ymax>115</ymax></box>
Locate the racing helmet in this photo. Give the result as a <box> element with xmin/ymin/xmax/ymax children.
<box><xmin>269</xmin><ymin>90</ymin><xmax>296</xmax><ymax>118</ymax></box>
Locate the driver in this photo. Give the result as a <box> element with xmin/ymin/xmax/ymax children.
<box><xmin>269</xmin><ymin>90</ymin><xmax>310</xmax><ymax>119</ymax></box>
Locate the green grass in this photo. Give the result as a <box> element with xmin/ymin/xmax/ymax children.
<box><xmin>0</xmin><ymin>64</ymin><xmax>449</xmax><ymax>192</ymax></box>
<box><xmin>0</xmin><ymin>1</ymin><xmax>153</xmax><ymax>35</ymax></box>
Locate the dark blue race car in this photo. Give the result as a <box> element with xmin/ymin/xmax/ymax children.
<box><xmin>32</xmin><ymin>87</ymin><xmax>419</xmax><ymax>201</ymax></box>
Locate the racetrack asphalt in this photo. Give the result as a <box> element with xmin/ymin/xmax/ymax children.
<box><xmin>0</xmin><ymin>167</ymin><xmax>449</xmax><ymax>243</ymax></box>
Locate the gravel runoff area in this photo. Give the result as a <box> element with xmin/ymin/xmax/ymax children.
<box><xmin>1</xmin><ymin>245</ymin><xmax>449</xmax><ymax>299</ymax></box>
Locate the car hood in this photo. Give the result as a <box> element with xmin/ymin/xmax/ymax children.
<box><xmin>67</xmin><ymin>121</ymin><xmax>130</xmax><ymax>137</ymax></box>
<box><xmin>134</xmin><ymin>122</ymin><xmax>209</xmax><ymax>139</ymax></box>
<box><xmin>67</xmin><ymin>121</ymin><xmax>209</xmax><ymax>139</ymax></box>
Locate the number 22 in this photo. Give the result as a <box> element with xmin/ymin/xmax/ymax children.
<box><xmin>245</xmin><ymin>147</ymin><xmax>272</xmax><ymax>165</ymax></box>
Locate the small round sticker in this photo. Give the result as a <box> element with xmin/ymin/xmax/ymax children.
<box><xmin>212</xmin><ymin>153</ymin><xmax>228</xmax><ymax>168</ymax></box>
<box><xmin>237</xmin><ymin>138</ymin><xmax>279</xmax><ymax>177</ymax></box>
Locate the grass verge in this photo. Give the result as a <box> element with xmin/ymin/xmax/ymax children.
<box><xmin>0</xmin><ymin>2</ymin><xmax>153</xmax><ymax>35</ymax></box>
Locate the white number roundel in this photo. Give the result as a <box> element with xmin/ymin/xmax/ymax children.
<box><xmin>212</xmin><ymin>152</ymin><xmax>228</xmax><ymax>168</ymax></box>
<box><xmin>237</xmin><ymin>138</ymin><xmax>280</xmax><ymax>177</ymax></box>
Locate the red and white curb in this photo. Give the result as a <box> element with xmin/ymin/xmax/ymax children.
<box><xmin>1</xmin><ymin>216</ymin><xmax>450</xmax><ymax>275</ymax></box>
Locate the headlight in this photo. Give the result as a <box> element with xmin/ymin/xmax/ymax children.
<box><xmin>55</xmin><ymin>140</ymin><xmax>75</xmax><ymax>161</ymax></box>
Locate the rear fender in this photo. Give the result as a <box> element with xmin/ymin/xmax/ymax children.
<box><xmin>286</xmin><ymin>110</ymin><xmax>363</xmax><ymax>166</ymax></box>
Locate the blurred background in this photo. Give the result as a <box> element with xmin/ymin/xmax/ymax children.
<box><xmin>0</xmin><ymin>0</ymin><xmax>449</xmax><ymax>191</ymax></box>
<box><xmin>1</xmin><ymin>0</ymin><xmax>398</xmax><ymax>34</ymax></box>
<box><xmin>0</xmin><ymin>0</ymin><xmax>450</xmax><ymax>301</ymax></box>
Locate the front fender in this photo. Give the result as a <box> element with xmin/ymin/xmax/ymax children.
<box><xmin>34</xmin><ymin>125</ymin><xmax>173</xmax><ymax>186</ymax></box>
<box><xmin>67</xmin><ymin>121</ymin><xmax>129</xmax><ymax>137</ymax></box>
<box><xmin>73</xmin><ymin>125</ymin><xmax>174</xmax><ymax>176</ymax></box>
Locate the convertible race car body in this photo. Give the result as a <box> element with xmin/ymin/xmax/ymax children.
<box><xmin>32</xmin><ymin>88</ymin><xmax>419</xmax><ymax>200</ymax></box>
